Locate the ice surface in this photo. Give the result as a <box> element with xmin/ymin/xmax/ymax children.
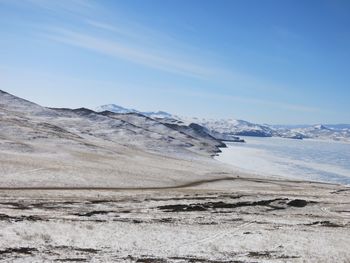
<box><xmin>216</xmin><ymin>136</ymin><xmax>350</xmax><ymax>185</ymax></box>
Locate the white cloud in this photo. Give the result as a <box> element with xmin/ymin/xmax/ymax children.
<box><xmin>44</xmin><ymin>26</ymin><xmax>293</xmax><ymax>95</ymax></box>
<box><xmin>46</xmin><ymin>28</ymin><xmax>216</xmax><ymax>79</ymax></box>
<box><xmin>155</xmin><ymin>86</ymin><xmax>322</xmax><ymax>113</ymax></box>
<box><xmin>26</xmin><ymin>0</ymin><xmax>95</xmax><ymax>13</ymax></box>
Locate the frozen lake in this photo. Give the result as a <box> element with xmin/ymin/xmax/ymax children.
<box><xmin>216</xmin><ymin>136</ymin><xmax>350</xmax><ymax>185</ymax></box>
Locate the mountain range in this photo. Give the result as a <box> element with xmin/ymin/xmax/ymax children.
<box><xmin>96</xmin><ymin>104</ymin><xmax>350</xmax><ymax>142</ymax></box>
<box><xmin>0</xmin><ymin>90</ymin><xmax>234</xmax><ymax>187</ymax></box>
<box><xmin>96</xmin><ymin>104</ymin><xmax>173</xmax><ymax>119</ymax></box>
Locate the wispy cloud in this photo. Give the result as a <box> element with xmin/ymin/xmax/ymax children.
<box><xmin>45</xmin><ymin>28</ymin><xmax>216</xmax><ymax>79</ymax></box>
<box><xmin>5</xmin><ymin>0</ymin><xmax>292</xmax><ymax>93</ymax></box>
<box><xmin>85</xmin><ymin>20</ymin><xmax>155</xmax><ymax>42</ymax></box>
<box><xmin>230</xmin><ymin>96</ymin><xmax>320</xmax><ymax>113</ymax></box>
<box><xmin>26</xmin><ymin>0</ymin><xmax>95</xmax><ymax>14</ymax></box>
<box><xmin>44</xmin><ymin>26</ymin><xmax>291</xmax><ymax>94</ymax></box>
<box><xmin>86</xmin><ymin>20</ymin><xmax>118</xmax><ymax>32</ymax></box>
<box><xmin>155</xmin><ymin>86</ymin><xmax>321</xmax><ymax>113</ymax></box>
<box><xmin>3</xmin><ymin>0</ymin><xmax>317</xmax><ymax>115</ymax></box>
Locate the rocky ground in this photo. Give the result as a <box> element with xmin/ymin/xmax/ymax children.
<box><xmin>0</xmin><ymin>177</ymin><xmax>349</xmax><ymax>263</ymax></box>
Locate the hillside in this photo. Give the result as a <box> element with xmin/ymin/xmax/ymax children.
<box><xmin>0</xmin><ymin>90</ymin><xmax>229</xmax><ymax>188</ymax></box>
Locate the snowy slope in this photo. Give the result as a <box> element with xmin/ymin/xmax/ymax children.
<box><xmin>0</xmin><ymin>90</ymin><xmax>226</xmax><ymax>158</ymax></box>
<box><xmin>1</xmin><ymin>89</ymin><xmax>235</xmax><ymax>188</ymax></box>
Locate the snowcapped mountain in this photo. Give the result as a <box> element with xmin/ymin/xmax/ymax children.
<box><xmin>95</xmin><ymin>104</ymin><xmax>245</xmax><ymax>142</ymax></box>
<box><xmin>95</xmin><ymin>104</ymin><xmax>136</xmax><ymax>114</ymax></box>
<box><xmin>1</xmin><ymin>90</ymin><xmax>228</xmax><ymax>160</ymax></box>
<box><xmin>96</xmin><ymin>103</ymin><xmax>350</xmax><ymax>142</ymax></box>
<box><xmin>1</xmin><ymin>89</ymin><xmax>239</xmax><ymax>189</ymax></box>
<box><xmin>95</xmin><ymin>104</ymin><xmax>172</xmax><ymax>119</ymax></box>
<box><xmin>326</xmin><ymin>124</ymin><xmax>350</xmax><ymax>130</ymax></box>
<box><xmin>96</xmin><ymin>104</ymin><xmax>274</xmax><ymax>138</ymax></box>
<box><xmin>288</xmin><ymin>124</ymin><xmax>350</xmax><ymax>141</ymax></box>
<box><xmin>194</xmin><ymin>119</ymin><xmax>276</xmax><ymax>137</ymax></box>
<box><xmin>172</xmin><ymin>117</ymin><xmax>350</xmax><ymax>142</ymax></box>
<box><xmin>143</xmin><ymin>111</ymin><xmax>173</xmax><ymax>119</ymax></box>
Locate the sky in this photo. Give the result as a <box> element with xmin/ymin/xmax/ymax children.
<box><xmin>1</xmin><ymin>0</ymin><xmax>350</xmax><ymax>124</ymax></box>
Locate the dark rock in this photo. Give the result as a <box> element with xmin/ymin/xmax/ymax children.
<box><xmin>0</xmin><ymin>247</ymin><xmax>37</xmax><ymax>255</ymax></box>
<box><xmin>74</xmin><ymin>211</ymin><xmax>110</xmax><ymax>217</ymax></box>
<box><xmin>287</xmin><ymin>199</ymin><xmax>308</xmax><ymax>207</ymax></box>
<box><xmin>307</xmin><ymin>221</ymin><xmax>343</xmax><ymax>227</ymax></box>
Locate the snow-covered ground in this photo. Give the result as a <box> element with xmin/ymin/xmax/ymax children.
<box><xmin>1</xmin><ymin>90</ymin><xmax>350</xmax><ymax>262</ymax></box>
<box><xmin>0</xmin><ymin>178</ymin><xmax>349</xmax><ymax>262</ymax></box>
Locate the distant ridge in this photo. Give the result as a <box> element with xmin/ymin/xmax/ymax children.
<box><xmin>96</xmin><ymin>104</ymin><xmax>172</xmax><ymax>119</ymax></box>
<box><xmin>96</xmin><ymin>103</ymin><xmax>350</xmax><ymax>142</ymax></box>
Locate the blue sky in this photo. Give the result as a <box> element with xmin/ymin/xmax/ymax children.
<box><xmin>1</xmin><ymin>0</ymin><xmax>349</xmax><ymax>124</ymax></box>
